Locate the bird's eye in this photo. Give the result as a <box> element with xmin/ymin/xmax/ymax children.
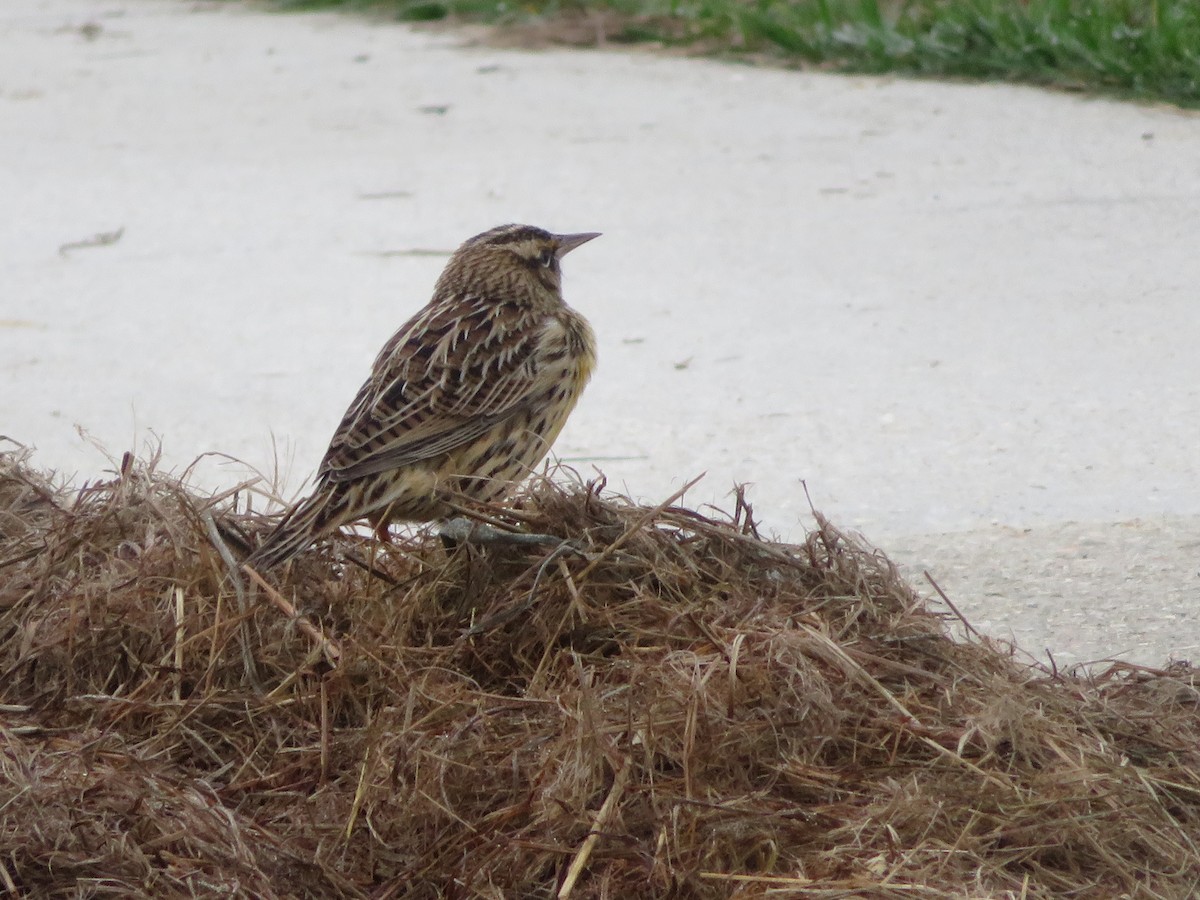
<box><xmin>538</xmin><ymin>248</ymin><xmax>555</xmax><ymax>268</ymax></box>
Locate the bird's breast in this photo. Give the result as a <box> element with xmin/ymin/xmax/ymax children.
<box><xmin>537</xmin><ymin>308</ymin><xmax>596</xmax><ymax>398</ymax></box>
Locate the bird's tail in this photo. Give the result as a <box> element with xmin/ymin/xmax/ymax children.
<box><xmin>245</xmin><ymin>486</ymin><xmax>347</xmax><ymax>572</ymax></box>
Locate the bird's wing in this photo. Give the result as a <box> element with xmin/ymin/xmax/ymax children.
<box><xmin>320</xmin><ymin>296</ymin><xmax>544</xmax><ymax>483</ymax></box>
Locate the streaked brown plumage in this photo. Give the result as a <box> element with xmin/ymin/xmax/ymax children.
<box><xmin>247</xmin><ymin>224</ymin><xmax>598</xmax><ymax>570</ymax></box>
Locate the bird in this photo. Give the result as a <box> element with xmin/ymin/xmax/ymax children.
<box><xmin>246</xmin><ymin>223</ymin><xmax>599</xmax><ymax>570</ymax></box>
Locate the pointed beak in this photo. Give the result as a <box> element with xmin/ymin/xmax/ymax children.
<box><xmin>554</xmin><ymin>231</ymin><xmax>601</xmax><ymax>258</ymax></box>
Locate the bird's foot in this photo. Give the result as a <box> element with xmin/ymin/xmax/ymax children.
<box><xmin>438</xmin><ymin>516</ymin><xmax>572</xmax><ymax>552</ymax></box>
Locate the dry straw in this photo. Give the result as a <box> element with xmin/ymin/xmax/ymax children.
<box><xmin>1</xmin><ymin>445</ymin><xmax>1198</xmax><ymax>898</ymax></box>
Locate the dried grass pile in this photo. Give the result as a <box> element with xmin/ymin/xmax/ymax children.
<box><xmin>1</xmin><ymin>446</ymin><xmax>1199</xmax><ymax>899</ymax></box>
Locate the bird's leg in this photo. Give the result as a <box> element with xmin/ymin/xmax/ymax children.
<box><xmin>366</xmin><ymin>507</ymin><xmax>399</xmax><ymax>567</ymax></box>
<box><xmin>438</xmin><ymin>516</ymin><xmax>571</xmax><ymax>552</ymax></box>
<box><xmin>372</xmin><ymin>520</ymin><xmax>395</xmax><ymax>546</ymax></box>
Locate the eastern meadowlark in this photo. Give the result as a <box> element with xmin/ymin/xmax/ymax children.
<box><xmin>247</xmin><ymin>223</ymin><xmax>599</xmax><ymax>570</ymax></box>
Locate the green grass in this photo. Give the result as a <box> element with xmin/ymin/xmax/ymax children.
<box><xmin>270</xmin><ymin>0</ymin><xmax>1200</xmax><ymax>108</ymax></box>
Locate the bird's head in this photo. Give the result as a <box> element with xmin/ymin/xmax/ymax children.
<box><xmin>443</xmin><ymin>224</ymin><xmax>600</xmax><ymax>301</ymax></box>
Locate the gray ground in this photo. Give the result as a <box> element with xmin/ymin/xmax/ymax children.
<box><xmin>3</xmin><ymin>0</ymin><xmax>1198</xmax><ymax>667</ymax></box>
<box><xmin>889</xmin><ymin>518</ymin><xmax>1200</xmax><ymax>667</ymax></box>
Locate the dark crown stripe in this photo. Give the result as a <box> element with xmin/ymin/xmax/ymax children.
<box><xmin>463</xmin><ymin>224</ymin><xmax>552</xmax><ymax>248</ymax></box>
